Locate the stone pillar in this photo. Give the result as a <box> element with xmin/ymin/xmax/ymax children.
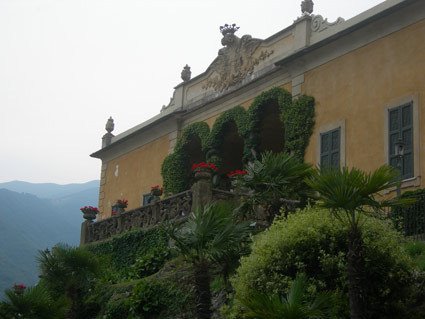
<box><xmin>80</xmin><ymin>220</ymin><xmax>92</xmax><ymax>245</ymax></box>
<box><xmin>191</xmin><ymin>170</ymin><xmax>213</xmax><ymax>212</ymax></box>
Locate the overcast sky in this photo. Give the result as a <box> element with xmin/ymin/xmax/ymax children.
<box><xmin>0</xmin><ymin>0</ymin><xmax>384</xmax><ymax>184</ymax></box>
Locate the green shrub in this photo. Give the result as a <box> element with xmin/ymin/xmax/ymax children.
<box><xmin>403</xmin><ymin>241</ymin><xmax>425</xmax><ymax>271</ymax></box>
<box><xmin>131</xmin><ymin>246</ymin><xmax>171</xmax><ymax>278</ymax></box>
<box><xmin>231</xmin><ymin>206</ymin><xmax>416</xmax><ymax>318</ymax></box>
<box><xmin>130</xmin><ymin>277</ymin><xmax>193</xmax><ymax>318</ymax></box>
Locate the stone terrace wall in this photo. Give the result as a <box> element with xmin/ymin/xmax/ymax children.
<box><xmin>82</xmin><ymin>190</ymin><xmax>192</xmax><ymax>244</ymax></box>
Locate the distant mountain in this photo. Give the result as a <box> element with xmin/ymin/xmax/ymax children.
<box><xmin>0</xmin><ymin>180</ymin><xmax>99</xmax><ymax>199</ymax></box>
<box><xmin>0</xmin><ymin>181</ymin><xmax>99</xmax><ymax>295</ymax></box>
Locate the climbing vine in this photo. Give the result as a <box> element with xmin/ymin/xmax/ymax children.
<box><xmin>245</xmin><ymin>87</ymin><xmax>292</xmax><ymax>161</ymax></box>
<box><xmin>283</xmin><ymin>94</ymin><xmax>315</xmax><ymax>160</ymax></box>
<box><xmin>161</xmin><ymin>122</ymin><xmax>210</xmax><ymax>194</ymax></box>
<box><xmin>207</xmin><ymin>106</ymin><xmax>249</xmax><ymax>167</ymax></box>
<box><xmin>161</xmin><ymin>87</ymin><xmax>315</xmax><ymax>194</ymax></box>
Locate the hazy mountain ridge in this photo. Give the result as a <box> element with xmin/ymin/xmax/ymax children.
<box><xmin>0</xmin><ymin>180</ymin><xmax>100</xmax><ymax>199</ymax></box>
<box><xmin>0</xmin><ymin>181</ymin><xmax>99</xmax><ymax>295</ymax></box>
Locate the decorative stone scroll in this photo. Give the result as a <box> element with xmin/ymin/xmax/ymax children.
<box><xmin>311</xmin><ymin>15</ymin><xmax>345</xmax><ymax>33</ymax></box>
<box><xmin>84</xmin><ymin>190</ymin><xmax>192</xmax><ymax>244</ymax></box>
<box><xmin>203</xmin><ymin>24</ymin><xmax>274</xmax><ymax>93</ymax></box>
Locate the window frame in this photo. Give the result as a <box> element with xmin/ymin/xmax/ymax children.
<box><xmin>316</xmin><ymin>120</ymin><xmax>346</xmax><ymax>168</ymax></box>
<box><xmin>383</xmin><ymin>94</ymin><xmax>420</xmax><ymax>189</ymax></box>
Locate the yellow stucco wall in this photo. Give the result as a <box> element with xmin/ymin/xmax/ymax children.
<box><xmin>303</xmin><ymin>20</ymin><xmax>425</xmax><ymax>188</ymax></box>
<box><xmin>99</xmin><ymin>134</ymin><xmax>170</xmax><ymax>218</ymax></box>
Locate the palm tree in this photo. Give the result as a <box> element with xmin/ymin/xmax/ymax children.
<box><xmin>241</xmin><ymin>274</ymin><xmax>335</xmax><ymax>319</ymax></box>
<box><xmin>306</xmin><ymin>165</ymin><xmax>399</xmax><ymax>319</ymax></box>
<box><xmin>0</xmin><ymin>284</ymin><xmax>67</xmax><ymax>319</ymax></box>
<box><xmin>235</xmin><ymin>151</ymin><xmax>313</xmax><ymax>221</ymax></box>
<box><xmin>166</xmin><ymin>201</ymin><xmax>252</xmax><ymax>319</ymax></box>
<box><xmin>37</xmin><ymin>244</ymin><xmax>100</xmax><ymax>319</ymax></box>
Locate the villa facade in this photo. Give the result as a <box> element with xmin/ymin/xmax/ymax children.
<box><xmin>91</xmin><ymin>0</ymin><xmax>425</xmax><ymax>219</ymax></box>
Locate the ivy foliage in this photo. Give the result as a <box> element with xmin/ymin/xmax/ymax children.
<box><xmin>245</xmin><ymin>87</ymin><xmax>292</xmax><ymax>161</ymax></box>
<box><xmin>161</xmin><ymin>122</ymin><xmax>210</xmax><ymax>194</ymax></box>
<box><xmin>284</xmin><ymin>95</ymin><xmax>315</xmax><ymax>160</ymax></box>
<box><xmin>161</xmin><ymin>87</ymin><xmax>315</xmax><ymax>194</ymax></box>
<box><xmin>392</xmin><ymin>188</ymin><xmax>425</xmax><ymax>236</ymax></box>
<box><xmin>87</xmin><ymin>227</ymin><xmax>169</xmax><ymax>280</ymax></box>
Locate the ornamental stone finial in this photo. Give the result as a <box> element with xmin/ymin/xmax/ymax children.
<box><xmin>301</xmin><ymin>0</ymin><xmax>314</xmax><ymax>15</ymax></box>
<box><xmin>102</xmin><ymin>117</ymin><xmax>115</xmax><ymax>148</ymax></box>
<box><xmin>181</xmin><ymin>64</ymin><xmax>191</xmax><ymax>82</ymax></box>
<box><xmin>105</xmin><ymin>116</ymin><xmax>114</xmax><ymax>133</ymax></box>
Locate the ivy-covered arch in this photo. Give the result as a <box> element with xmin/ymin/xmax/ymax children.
<box><xmin>246</xmin><ymin>87</ymin><xmax>315</xmax><ymax>161</ymax></box>
<box><xmin>161</xmin><ymin>122</ymin><xmax>210</xmax><ymax>194</ymax></box>
<box><xmin>245</xmin><ymin>87</ymin><xmax>292</xmax><ymax>161</ymax></box>
<box><xmin>208</xmin><ymin>106</ymin><xmax>248</xmax><ymax>173</ymax></box>
<box><xmin>161</xmin><ymin>88</ymin><xmax>315</xmax><ymax>194</ymax></box>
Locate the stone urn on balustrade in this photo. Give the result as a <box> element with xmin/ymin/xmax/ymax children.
<box><xmin>192</xmin><ymin>162</ymin><xmax>218</xmax><ymax>181</ymax></box>
<box><xmin>80</xmin><ymin>206</ymin><xmax>99</xmax><ymax>222</ymax></box>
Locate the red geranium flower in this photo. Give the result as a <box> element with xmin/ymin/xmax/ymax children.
<box><xmin>227</xmin><ymin>169</ymin><xmax>248</xmax><ymax>178</ymax></box>
<box><xmin>191</xmin><ymin>162</ymin><xmax>218</xmax><ymax>172</ymax></box>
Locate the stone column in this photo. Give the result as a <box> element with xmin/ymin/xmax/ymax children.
<box><xmin>191</xmin><ymin>170</ymin><xmax>213</xmax><ymax>212</ymax></box>
<box><xmin>80</xmin><ymin>220</ymin><xmax>92</xmax><ymax>245</ymax></box>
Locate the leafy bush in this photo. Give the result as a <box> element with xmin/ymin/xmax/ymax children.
<box><xmin>131</xmin><ymin>246</ymin><xmax>171</xmax><ymax>278</ymax></box>
<box><xmin>130</xmin><ymin>277</ymin><xmax>193</xmax><ymax>319</ymax></box>
<box><xmin>231</xmin><ymin>207</ymin><xmax>417</xmax><ymax>318</ymax></box>
<box><xmin>403</xmin><ymin>241</ymin><xmax>425</xmax><ymax>271</ymax></box>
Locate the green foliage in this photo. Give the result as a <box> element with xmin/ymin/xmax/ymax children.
<box><xmin>37</xmin><ymin>244</ymin><xmax>100</xmax><ymax>298</ymax></box>
<box><xmin>283</xmin><ymin>95</ymin><xmax>315</xmax><ymax>160</ymax></box>
<box><xmin>0</xmin><ymin>284</ymin><xmax>67</xmax><ymax>319</ymax></box>
<box><xmin>208</xmin><ymin>106</ymin><xmax>249</xmax><ymax>165</ymax></box>
<box><xmin>162</xmin><ymin>87</ymin><xmax>316</xmax><ymax>194</ymax></box>
<box><xmin>246</xmin><ymin>87</ymin><xmax>291</xmax><ymax>161</ymax></box>
<box><xmin>129</xmin><ymin>277</ymin><xmax>193</xmax><ymax>318</ymax></box>
<box><xmin>392</xmin><ymin>188</ymin><xmax>425</xmax><ymax>236</ymax></box>
<box><xmin>403</xmin><ymin>241</ymin><xmax>425</xmax><ymax>271</ymax></box>
<box><xmin>235</xmin><ymin>151</ymin><xmax>313</xmax><ymax>218</ymax></box>
<box><xmin>232</xmin><ymin>207</ymin><xmax>416</xmax><ymax>318</ymax></box>
<box><xmin>240</xmin><ymin>274</ymin><xmax>337</xmax><ymax>319</ymax></box>
<box><xmin>162</xmin><ymin>122</ymin><xmax>210</xmax><ymax>194</ymax></box>
<box><xmin>131</xmin><ymin>246</ymin><xmax>171</xmax><ymax>278</ymax></box>
<box><xmin>167</xmin><ymin>201</ymin><xmax>252</xmax><ymax>265</ymax></box>
<box><xmin>306</xmin><ymin>166</ymin><xmax>399</xmax><ymax>226</ymax></box>
<box><xmin>87</xmin><ymin>227</ymin><xmax>169</xmax><ymax>280</ymax></box>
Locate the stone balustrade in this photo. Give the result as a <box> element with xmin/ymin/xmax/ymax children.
<box><xmin>81</xmin><ymin>190</ymin><xmax>192</xmax><ymax>244</ymax></box>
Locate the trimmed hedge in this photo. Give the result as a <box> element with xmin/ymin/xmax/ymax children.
<box><xmin>231</xmin><ymin>206</ymin><xmax>417</xmax><ymax>318</ymax></box>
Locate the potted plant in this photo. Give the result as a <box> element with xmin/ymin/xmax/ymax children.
<box><xmin>150</xmin><ymin>185</ymin><xmax>163</xmax><ymax>197</ymax></box>
<box><xmin>112</xmin><ymin>199</ymin><xmax>128</xmax><ymax>215</ymax></box>
<box><xmin>80</xmin><ymin>206</ymin><xmax>99</xmax><ymax>221</ymax></box>
<box><xmin>191</xmin><ymin>162</ymin><xmax>218</xmax><ymax>180</ymax></box>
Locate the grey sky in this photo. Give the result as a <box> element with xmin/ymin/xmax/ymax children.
<box><xmin>0</xmin><ymin>0</ymin><xmax>383</xmax><ymax>184</ymax></box>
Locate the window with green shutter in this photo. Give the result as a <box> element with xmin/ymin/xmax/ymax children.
<box><xmin>388</xmin><ymin>102</ymin><xmax>414</xmax><ymax>179</ymax></box>
<box><xmin>320</xmin><ymin>127</ymin><xmax>340</xmax><ymax>168</ymax></box>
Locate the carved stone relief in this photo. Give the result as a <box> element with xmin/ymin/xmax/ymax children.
<box><xmin>202</xmin><ymin>24</ymin><xmax>274</xmax><ymax>93</ymax></box>
<box><xmin>311</xmin><ymin>15</ymin><xmax>345</xmax><ymax>33</ymax></box>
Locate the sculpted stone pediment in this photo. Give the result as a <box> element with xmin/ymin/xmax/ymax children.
<box><xmin>202</xmin><ymin>24</ymin><xmax>274</xmax><ymax>93</ymax></box>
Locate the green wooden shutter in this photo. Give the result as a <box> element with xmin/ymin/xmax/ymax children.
<box><xmin>388</xmin><ymin>102</ymin><xmax>413</xmax><ymax>179</ymax></box>
<box><xmin>320</xmin><ymin>127</ymin><xmax>340</xmax><ymax>168</ymax></box>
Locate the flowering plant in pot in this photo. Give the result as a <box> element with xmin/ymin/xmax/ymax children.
<box><xmin>150</xmin><ymin>185</ymin><xmax>163</xmax><ymax>197</ymax></box>
<box><xmin>116</xmin><ymin>199</ymin><xmax>128</xmax><ymax>208</ymax></box>
<box><xmin>13</xmin><ymin>283</ymin><xmax>26</xmax><ymax>295</ymax></box>
<box><xmin>80</xmin><ymin>206</ymin><xmax>99</xmax><ymax>221</ymax></box>
<box><xmin>227</xmin><ymin>169</ymin><xmax>248</xmax><ymax>178</ymax></box>
<box><xmin>112</xmin><ymin>199</ymin><xmax>128</xmax><ymax>216</ymax></box>
<box><xmin>191</xmin><ymin>162</ymin><xmax>218</xmax><ymax>172</ymax></box>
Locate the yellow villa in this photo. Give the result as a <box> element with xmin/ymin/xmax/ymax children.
<box><xmin>91</xmin><ymin>0</ymin><xmax>425</xmax><ymax>220</ymax></box>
